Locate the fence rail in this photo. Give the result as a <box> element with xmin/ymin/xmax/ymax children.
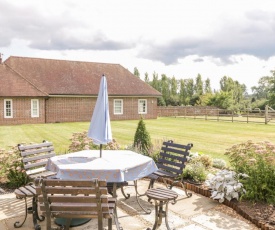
<box><xmin>157</xmin><ymin>106</ymin><xmax>275</xmax><ymax>125</ymax></box>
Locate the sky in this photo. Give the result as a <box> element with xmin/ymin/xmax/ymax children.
<box><xmin>1</xmin><ymin>0</ymin><xmax>275</xmax><ymax>93</ymax></box>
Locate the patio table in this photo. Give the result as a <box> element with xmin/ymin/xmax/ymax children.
<box><xmin>46</xmin><ymin>150</ymin><xmax>158</xmax><ymax>183</ymax></box>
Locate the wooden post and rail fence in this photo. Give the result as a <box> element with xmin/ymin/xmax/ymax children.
<box><xmin>157</xmin><ymin>105</ymin><xmax>275</xmax><ymax>125</ymax></box>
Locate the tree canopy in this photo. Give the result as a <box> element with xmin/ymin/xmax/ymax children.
<box><xmin>134</xmin><ymin>67</ymin><xmax>275</xmax><ymax>110</ymax></box>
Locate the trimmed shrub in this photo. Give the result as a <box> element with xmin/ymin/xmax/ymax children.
<box><xmin>133</xmin><ymin>117</ymin><xmax>152</xmax><ymax>155</ymax></box>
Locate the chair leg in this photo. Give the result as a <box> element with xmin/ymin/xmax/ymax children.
<box><xmin>32</xmin><ymin>196</ymin><xmax>42</xmax><ymax>230</ymax></box>
<box><xmin>148</xmin><ymin>178</ymin><xmax>156</xmax><ymax>189</ymax></box>
<box><xmin>14</xmin><ymin>197</ymin><xmax>28</xmax><ymax>228</ymax></box>
<box><xmin>180</xmin><ymin>182</ymin><xmax>192</xmax><ymax>197</ymax></box>
<box><xmin>164</xmin><ymin>201</ymin><xmax>172</xmax><ymax>230</ymax></box>
<box><xmin>108</xmin><ymin>218</ymin><xmax>112</xmax><ymax>230</ymax></box>
<box><xmin>133</xmin><ymin>180</ymin><xmax>152</xmax><ymax>214</ymax></box>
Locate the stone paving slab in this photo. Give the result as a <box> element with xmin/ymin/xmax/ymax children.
<box><xmin>0</xmin><ymin>180</ymin><xmax>259</xmax><ymax>230</ymax></box>
<box><xmin>191</xmin><ymin>211</ymin><xmax>256</xmax><ymax>230</ymax></box>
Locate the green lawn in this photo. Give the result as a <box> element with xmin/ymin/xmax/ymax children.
<box><xmin>1</xmin><ymin>117</ymin><xmax>274</xmax><ymax>163</ymax></box>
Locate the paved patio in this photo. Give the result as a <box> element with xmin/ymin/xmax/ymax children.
<box><xmin>0</xmin><ymin>179</ymin><xmax>259</xmax><ymax>230</ymax></box>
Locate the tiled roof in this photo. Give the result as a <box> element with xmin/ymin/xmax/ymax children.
<box><xmin>0</xmin><ymin>64</ymin><xmax>47</xmax><ymax>97</ymax></box>
<box><xmin>4</xmin><ymin>56</ymin><xmax>162</xmax><ymax>97</ymax></box>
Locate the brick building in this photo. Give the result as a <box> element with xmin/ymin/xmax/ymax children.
<box><xmin>0</xmin><ymin>56</ymin><xmax>161</xmax><ymax>125</ymax></box>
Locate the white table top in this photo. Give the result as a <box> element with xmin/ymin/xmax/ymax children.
<box><xmin>46</xmin><ymin>150</ymin><xmax>158</xmax><ymax>183</ymax></box>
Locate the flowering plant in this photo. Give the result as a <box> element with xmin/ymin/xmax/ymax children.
<box><xmin>68</xmin><ymin>131</ymin><xmax>120</xmax><ymax>152</ymax></box>
<box><xmin>0</xmin><ymin>146</ymin><xmax>30</xmax><ymax>188</ymax></box>
<box><xmin>225</xmin><ymin>141</ymin><xmax>275</xmax><ymax>204</ymax></box>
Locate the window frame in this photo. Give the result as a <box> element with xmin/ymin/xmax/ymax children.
<box><xmin>31</xmin><ymin>99</ymin><xmax>40</xmax><ymax>118</ymax></box>
<box><xmin>114</xmin><ymin>99</ymin><xmax>123</xmax><ymax>115</ymax></box>
<box><xmin>4</xmin><ymin>99</ymin><xmax>13</xmax><ymax>118</ymax></box>
<box><xmin>138</xmin><ymin>99</ymin><xmax>147</xmax><ymax>114</ymax></box>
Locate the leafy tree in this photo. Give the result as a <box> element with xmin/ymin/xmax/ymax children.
<box><xmin>219</xmin><ymin>76</ymin><xmax>246</xmax><ymax>110</ymax></box>
<box><xmin>195</xmin><ymin>74</ymin><xmax>204</xmax><ymax>95</ymax></box>
<box><xmin>169</xmin><ymin>76</ymin><xmax>179</xmax><ymax>105</ymax></box>
<box><xmin>151</xmin><ymin>71</ymin><xmax>161</xmax><ymax>92</ymax></box>
<box><xmin>170</xmin><ymin>76</ymin><xmax>178</xmax><ymax>97</ymax></box>
<box><xmin>267</xmin><ymin>70</ymin><xmax>275</xmax><ymax>108</ymax></box>
<box><xmin>251</xmin><ymin>71</ymin><xmax>275</xmax><ymax>109</ymax></box>
<box><xmin>198</xmin><ymin>93</ymin><xmax>213</xmax><ymax>106</ymax></box>
<box><xmin>133</xmin><ymin>67</ymin><xmax>140</xmax><ymax>78</ymax></box>
<box><xmin>186</xmin><ymin>78</ymin><xmax>195</xmax><ymax>101</ymax></box>
<box><xmin>157</xmin><ymin>97</ymin><xmax>166</xmax><ymax>106</ymax></box>
<box><xmin>160</xmin><ymin>74</ymin><xmax>170</xmax><ymax>104</ymax></box>
<box><xmin>251</xmin><ymin>76</ymin><xmax>272</xmax><ymax>99</ymax></box>
<box><xmin>207</xmin><ymin>91</ymin><xmax>233</xmax><ymax>109</ymax></box>
<box><xmin>189</xmin><ymin>95</ymin><xmax>200</xmax><ymax>106</ymax></box>
<box><xmin>144</xmin><ymin>72</ymin><xmax>149</xmax><ymax>83</ymax></box>
<box><xmin>133</xmin><ymin>117</ymin><xmax>152</xmax><ymax>155</ymax></box>
<box><xmin>179</xmin><ymin>79</ymin><xmax>188</xmax><ymax>105</ymax></box>
<box><xmin>220</xmin><ymin>76</ymin><xmax>235</xmax><ymax>92</ymax></box>
<box><xmin>204</xmin><ymin>78</ymin><xmax>212</xmax><ymax>94</ymax></box>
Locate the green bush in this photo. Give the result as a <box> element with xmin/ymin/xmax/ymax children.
<box><xmin>133</xmin><ymin>117</ymin><xmax>152</xmax><ymax>155</ymax></box>
<box><xmin>225</xmin><ymin>140</ymin><xmax>275</xmax><ymax>204</ymax></box>
<box><xmin>212</xmin><ymin>158</ymin><xmax>227</xmax><ymax>169</ymax></box>
<box><xmin>182</xmin><ymin>161</ymin><xmax>207</xmax><ymax>183</ymax></box>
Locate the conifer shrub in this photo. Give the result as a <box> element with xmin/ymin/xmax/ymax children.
<box><xmin>133</xmin><ymin>117</ymin><xmax>152</xmax><ymax>155</ymax></box>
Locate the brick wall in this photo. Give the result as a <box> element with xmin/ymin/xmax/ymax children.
<box><xmin>0</xmin><ymin>96</ymin><xmax>158</xmax><ymax>125</ymax></box>
<box><xmin>109</xmin><ymin>97</ymin><xmax>158</xmax><ymax>120</ymax></box>
<box><xmin>157</xmin><ymin>106</ymin><xmax>219</xmax><ymax>117</ymax></box>
<box><xmin>45</xmin><ymin>97</ymin><xmax>96</xmax><ymax>123</ymax></box>
<box><xmin>0</xmin><ymin>97</ymin><xmax>45</xmax><ymax>125</ymax></box>
<box><xmin>45</xmin><ymin>97</ymin><xmax>158</xmax><ymax>123</ymax></box>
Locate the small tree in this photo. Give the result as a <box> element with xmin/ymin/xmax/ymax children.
<box><xmin>133</xmin><ymin>117</ymin><xmax>152</xmax><ymax>155</ymax></box>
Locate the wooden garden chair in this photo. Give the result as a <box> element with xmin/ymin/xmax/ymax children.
<box><xmin>35</xmin><ymin>178</ymin><xmax>122</xmax><ymax>230</ymax></box>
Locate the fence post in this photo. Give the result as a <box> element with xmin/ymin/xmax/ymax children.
<box><xmin>265</xmin><ymin>105</ymin><xmax>268</xmax><ymax>124</ymax></box>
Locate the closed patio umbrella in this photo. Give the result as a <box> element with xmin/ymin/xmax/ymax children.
<box><xmin>87</xmin><ymin>75</ymin><xmax>112</xmax><ymax>157</ymax></box>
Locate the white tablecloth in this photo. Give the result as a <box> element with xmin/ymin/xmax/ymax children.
<box><xmin>46</xmin><ymin>150</ymin><xmax>158</xmax><ymax>183</ymax></box>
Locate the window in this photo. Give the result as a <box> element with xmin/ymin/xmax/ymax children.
<box><xmin>4</xmin><ymin>99</ymin><xmax>13</xmax><ymax>118</ymax></box>
<box><xmin>138</xmin><ymin>99</ymin><xmax>147</xmax><ymax>114</ymax></box>
<box><xmin>31</xmin><ymin>99</ymin><xmax>39</xmax><ymax>117</ymax></box>
<box><xmin>114</xmin><ymin>99</ymin><xmax>123</xmax><ymax>115</ymax></box>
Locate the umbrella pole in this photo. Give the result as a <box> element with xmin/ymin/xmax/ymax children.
<box><xmin>100</xmin><ymin>144</ymin><xmax>102</xmax><ymax>158</ymax></box>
